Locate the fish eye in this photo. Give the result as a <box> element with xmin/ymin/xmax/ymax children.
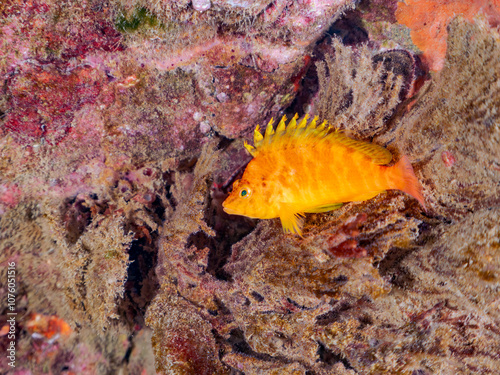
<box><xmin>239</xmin><ymin>187</ymin><xmax>251</xmax><ymax>198</ymax></box>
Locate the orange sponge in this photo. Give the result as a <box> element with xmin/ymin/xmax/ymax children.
<box><xmin>396</xmin><ymin>0</ymin><xmax>500</xmax><ymax>70</ymax></box>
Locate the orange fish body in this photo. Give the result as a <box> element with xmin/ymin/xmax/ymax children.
<box><xmin>223</xmin><ymin>114</ymin><xmax>425</xmax><ymax>235</ymax></box>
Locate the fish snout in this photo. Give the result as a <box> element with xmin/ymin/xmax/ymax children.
<box><xmin>222</xmin><ymin>204</ymin><xmax>236</xmax><ymax>215</ymax></box>
<box><xmin>221</xmin><ymin>199</ymin><xmax>233</xmax><ymax>214</ymax></box>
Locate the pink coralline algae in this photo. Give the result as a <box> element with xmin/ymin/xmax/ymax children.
<box><xmin>4</xmin><ymin>63</ymin><xmax>103</xmax><ymax>141</ymax></box>
<box><xmin>441</xmin><ymin>150</ymin><xmax>456</xmax><ymax>167</ymax></box>
<box><xmin>1</xmin><ymin>0</ymin><xmax>122</xmax><ymax>66</ymax></box>
<box><xmin>0</xmin><ymin>183</ymin><xmax>22</xmax><ymax>214</ymax></box>
<box><xmin>1</xmin><ymin>0</ymin><xmax>122</xmax><ymax>143</ymax></box>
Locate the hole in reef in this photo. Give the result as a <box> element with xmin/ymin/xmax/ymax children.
<box><xmin>163</xmin><ymin>172</ymin><xmax>177</xmax><ymax>210</ymax></box>
<box><xmin>215</xmin><ymin>134</ymin><xmax>234</xmax><ymax>152</ymax></box>
<box><xmin>61</xmin><ymin>194</ymin><xmax>105</xmax><ymax>244</ymax></box>
<box><xmin>62</xmin><ymin>198</ymin><xmax>91</xmax><ymax>244</ymax></box>
<box><xmin>250</xmin><ymin>291</ymin><xmax>265</xmax><ymax>302</ymax></box>
<box><xmin>227</xmin><ymin>329</ymin><xmax>274</xmax><ymax>361</ymax></box>
<box><xmin>358</xmin><ymin>314</ymin><xmax>373</xmax><ymax>328</ymax></box>
<box><xmin>377</xmin><ymin>246</ymin><xmax>416</xmax><ymax>289</ymax></box>
<box><xmin>186</xmin><ymin>213</ymin><xmax>255</xmax><ymax>282</ymax></box>
<box><xmin>317</xmin><ymin>341</ymin><xmax>353</xmax><ymax>369</ymax></box>
<box><xmin>122</xmin><ymin>334</ymin><xmax>134</xmax><ymax>363</ymax></box>
<box><xmin>118</xmin><ymin>233</ymin><xmax>159</xmax><ymax>327</ymax></box>
<box><xmin>285</xmin><ymin>51</ymin><xmax>318</xmax><ymax>119</ymax></box>
<box><xmin>285</xmin><ymin>8</ymin><xmax>369</xmax><ymax>119</ymax></box>
<box><xmin>315</xmin><ymin>299</ymin><xmax>353</xmax><ymax>326</ymax></box>
<box><xmin>152</xmin><ymin>195</ymin><xmax>166</xmax><ymax>220</ymax></box>
<box><xmin>227</xmin><ymin>328</ymin><xmax>254</xmax><ymax>354</ymax></box>
<box><xmin>326</xmin><ymin>11</ymin><xmax>369</xmax><ymax>46</ymax></box>
<box><xmin>202</xmin><ymin>179</ymin><xmax>257</xmax><ymax>282</ymax></box>
<box><xmin>177</xmin><ymin>156</ymin><xmax>198</xmax><ymax>172</ymax></box>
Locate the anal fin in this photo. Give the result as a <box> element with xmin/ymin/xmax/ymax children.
<box><xmin>304</xmin><ymin>203</ymin><xmax>343</xmax><ymax>213</ymax></box>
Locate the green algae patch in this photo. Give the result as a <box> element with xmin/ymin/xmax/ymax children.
<box><xmin>116</xmin><ymin>7</ymin><xmax>161</xmax><ymax>33</ymax></box>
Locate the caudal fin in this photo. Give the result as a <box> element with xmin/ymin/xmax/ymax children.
<box><xmin>392</xmin><ymin>155</ymin><xmax>426</xmax><ymax>210</ymax></box>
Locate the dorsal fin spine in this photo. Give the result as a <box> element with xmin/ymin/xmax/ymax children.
<box><xmin>264</xmin><ymin>118</ymin><xmax>275</xmax><ymax>139</ymax></box>
<box><xmin>286</xmin><ymin>114</ymin><xmax>299</xmax><ymax>134</ymax></box>
<box><xmin>317</xmin><ymin>120</ymin><xmax>328</xmax><ymax>132</ymax></box>
<box><xmin>262</xmin><ymin>119</ymin><xmax>274</xmax><ymax>146</ymax></box>
<box><xmin>276</xmin><ymin>115</ymin><xmax>287</xmax><ymax>134</ymax></box>
<box><xmin>309</xmin><ymin>116</ymin><xmax>318</xmax><ymax>129</ymax></box>
<box><xmin>254</xmin><ymin>125</ymin><xmax>264</xmax><ymax>148</ymax></box>
<box><xmin>244</xmin><ymin>140</ymin><xmax>256</xmax><ymax>156</ymax></box>
<box><xmin>297</xmin><ymin>114</ymin><xmax>309</xmax><ymax>129</ymax></box>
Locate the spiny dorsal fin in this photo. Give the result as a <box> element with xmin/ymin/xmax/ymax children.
<box><xmin>246</xmin><ymin>114</ymin><xmax>329</xmax><ymax>156</ymax></box>
<box><xmin>245</xmin><ymin>114</ymin><xmax>392</xmax><ymax>165</ymax></box>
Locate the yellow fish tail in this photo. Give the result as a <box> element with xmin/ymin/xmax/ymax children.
<box><xmin>391</xmin><ymin>156</ymin><xmax>426</xmax><ymax>210</ymax></box>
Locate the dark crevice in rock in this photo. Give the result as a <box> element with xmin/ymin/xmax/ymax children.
<box><xmin>62</xmin><ymin>195</ymin><xmax>95</xmax><ymax>244</ymax></box>
<box><xmin>326</xmin><ymin>11</ymin><xmax>369</xmax><ymax>46</ymax></box>
<box><xmin>377</xmin><ymin>246</ymin><xmax>416</xmax><ymax>288</ymax></box>
<box><xmin>317</xmin><ymin>341</ymin><xmax>353</xmax><ymax>369</ymax></box>
<box><xmin>251</xmin><ymin>291</ymin><xmax>265</xmax><ymax>302</ymax></box>
<box><xmin>203</xmin><ymin>177</ymin><xmax>257</xmax><ymax>281</ymax></box>
<box><xmin>118</xmin><ymin>235</ymin><xmax>159</xmax><ymax>327</ymax></box>
<box><xmin>316</xmin><ymin>299</ymin><xmax>354</xmax><ymax>326</ymax></box>
<box><xmin>227</xmin><ymin>329</ymin><xmax>274</xmax><ymax>362</ymax></box>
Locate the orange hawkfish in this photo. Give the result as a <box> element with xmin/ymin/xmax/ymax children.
<box><xmin>222</xmin><ymin>114</ymin><xmax>425</xmax><ymax>235</ymax></box>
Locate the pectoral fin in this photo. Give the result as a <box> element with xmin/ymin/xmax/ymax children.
<box><xmin>304</xmin><ymin>203</ymin><xmax>343</xmax><ymax>213</ymax></box>
<box><xmin>279</xmin><ymin>204</ymin><xmax>305</xmax><ymax>236</ymax></box>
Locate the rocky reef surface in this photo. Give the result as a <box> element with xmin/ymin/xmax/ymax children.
<box><xmin>1</xmin><ymin>0</ymin><xmax>500</xmax><ymax>374</ymax></box>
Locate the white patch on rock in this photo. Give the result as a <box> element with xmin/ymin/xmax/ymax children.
<box><xmin>192</xmin><ymin>0</ymin><xmax>211</xmax><ymax>12</ymax></box>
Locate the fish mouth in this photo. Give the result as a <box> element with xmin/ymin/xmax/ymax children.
<box><xmin>222</xmin><ymin>201</ymin><xmax>240</xmax><ymax>216</ymax></box>
<box><xmin>222</xmin><ymin>206</ymin><xmax>238</xmax><ymax>215</ymax></box>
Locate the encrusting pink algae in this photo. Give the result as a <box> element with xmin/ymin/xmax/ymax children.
<box><xmin>1</xmin><ymin>0</ymin><xmax>500</xmax><ymax>374</ymax></box>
